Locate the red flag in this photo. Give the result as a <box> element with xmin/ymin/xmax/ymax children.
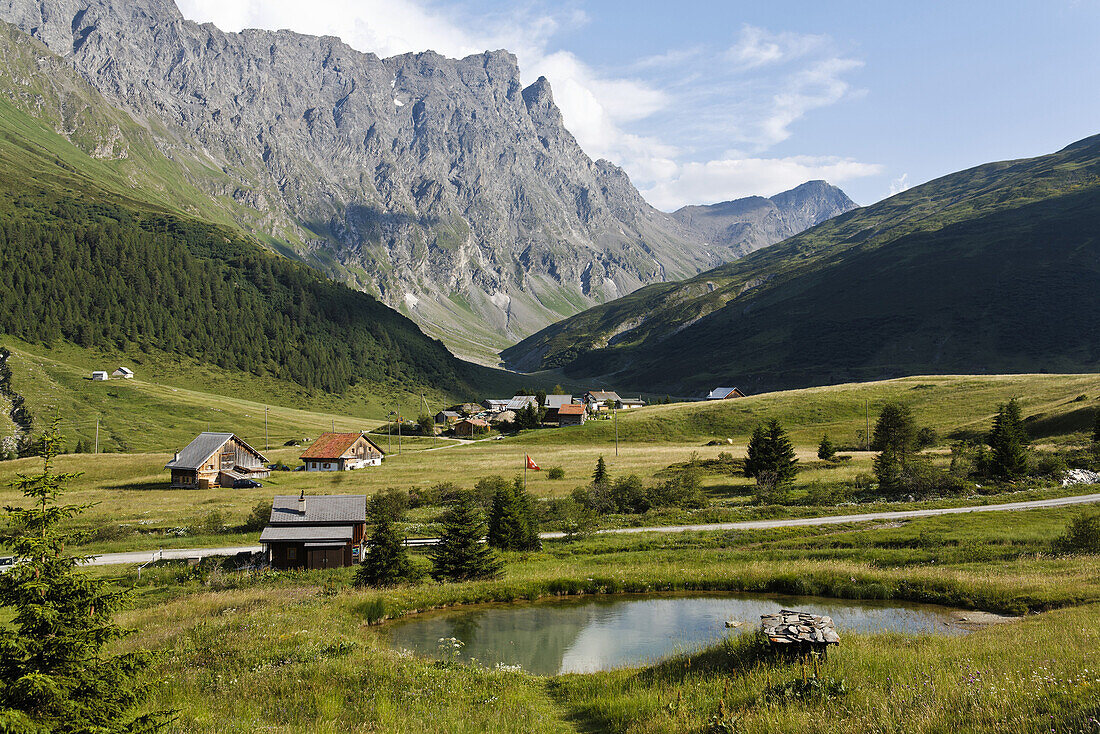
<box><xmin>526</xmin><ymin>454</ymin><xmax>540</xmax><ymax>471</ymax></box>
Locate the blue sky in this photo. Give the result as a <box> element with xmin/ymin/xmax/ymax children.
<box><xmin>176</xmin><ymin>0</ymin><xmax>1100</xmax><ymax>209</ymax></box>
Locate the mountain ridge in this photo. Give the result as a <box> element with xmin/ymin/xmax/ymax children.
<box><xmin>501</xmin><ymin>134</ymin><xmax>1100</xmax><ymax>392</ymax></box>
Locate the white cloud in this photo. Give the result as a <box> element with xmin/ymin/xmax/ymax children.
<box><xmin>642</xmin><ymin>156</ymin><xmax>884</xmax><ymax>211</ymax></box>
<box><xmin>173</xmin><ymin>3</ymin><xmax>881</xmax><ymax>209</ymax></box>
<box><xmin>889</xmin><ymin>173</ymin><xmax>911</xmax><ymax>196</ymax></box>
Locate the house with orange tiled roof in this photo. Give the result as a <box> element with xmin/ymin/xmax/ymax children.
<box><xmin>299</xmin><ymin>432</ymin><xmax>385</xmax><ymax>471</ymax></box>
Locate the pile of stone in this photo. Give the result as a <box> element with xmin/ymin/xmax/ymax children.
<box><xmin>1062</xmin><ymin>469</ymin><xmax>1100</xmax><ymax>487</ymax></box>
<box><xmin>761</xmin><ymin>610</ymin><xmax>840</xmax><ymax>647</ymax></box>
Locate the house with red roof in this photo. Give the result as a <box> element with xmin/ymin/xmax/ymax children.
<box><xmin>299</xmin><ymin>432</ymin><xmax>385</xmax><ymax>471</ymax></box>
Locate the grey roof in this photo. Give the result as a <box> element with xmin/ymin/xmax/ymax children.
<box><xmin>544</xmin><ymin>394</ymin><xmax>573</xmax><ymax>409</ymax></box>
<box><xmin>506</xmin><ymin>395</ymin><xmax>538</xmax><ymax>411</ymax></box>
<box><xmin>269</xmin><ymin>494</ymin><xmax>366</xmax><ymax>524</ymax></box>
<box><xmin>437</xmin><ymin>410</ymin><xmax>462</xmax><ymax>418</ymax></box>
<box><xmin>165</xmin><ymin>432</ymin><xmax>233</xmax><ymax>470</ymax></box>
<box><xmin>585</xmin><ymin>390</ymin><xmax>621</xmax><ymax>402</ymax></box>
<box><xmin>706</xmin><ymin>387</ymin><xmax>740</xmax><ymax>399</ymax></box>
<box><xmin>259</xmin><ymin>525</ymin><xmax>354</xmax><ymax>543</ymax></box>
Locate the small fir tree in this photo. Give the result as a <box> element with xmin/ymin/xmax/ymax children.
<box><xmin>744</xmin><ymin>420</ymin><xmax>798</xmax><ymax>486</ymax></box>
<box><xmin>487</xmin><ymin>478</ymin><xmax>540</xmax><ymax>551</ymax></box>
<box><xmin>592</xmin><ymin>455</ymin><xmax>609</xmax><ymax>485</ymax></box>
<box><xmin>356</xmin><ymin>496</ymin><xmax>414</xmax><ymax>587</ymax></box>
<box><xmin>817</xmin><ymin>433</ymin><xmax>836</xmax><ymax>461</ymax></box>
<box><xmin>0</xmin><ymin>417</ymin><xmax>166</xmax><ymax>732</ymax></box>
<box><xmin>870</xmin><ymin>403</ymin><xmax>918</xmax><ymax>455</ymax></box>
<box><xmin>988</xmin><ymin>398</ymin><xmax>1029</xmax><ymax>480</ymax></box>
<box><xmin>430</xmin><ymin>491</ymin><xmax>503</xmax><ymax>582</ymax></box>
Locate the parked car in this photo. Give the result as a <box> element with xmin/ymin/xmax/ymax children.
<box><xmin>233</xmin><ymin>478</ymin><xmax>263</xmax><ymax>488</ymax></box>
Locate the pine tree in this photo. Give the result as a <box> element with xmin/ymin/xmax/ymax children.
<box><xmin>355</xmin><ymin>498</ymin><xmax>413</xmax><ymax>587</ymax></box>
<box><xmin>487</xmin><ymin>478</ymin><xmax>541</xmax><ymax>551</ymax></box>
<box><xmin>817</xmin><ymin>433</ymin><xmax>836</xmax><ymax>461</ymax></box>
<box><xmin>988</xmin><ymin>398</ymin><xmax>1029</xmax><ymax>480</ymax></box>
<box><xmin>592</xmin><ymin>455</ymin><xmax>609</xmax><ymax>485</ymax></box>
<box><xmin>744</xmin><ymin>425</ymin><xmax>768</xmax><ymax>481</ymax></box>
<box><xmin>0</xmin><ymin>417</ymin><xmax>166</xmax><ymax>732</ymax></box>
<box><xmin>744</xmin><ymin>421</ymin><xmax>798</xmax><ymax>485</ymax></box>
<box><xmin>430</xmin><ymin>491</ymin><xmax>502</xmax><ymax>582</ymax></box>
<box><xmin>871</xmin><ymin>403</ymin><xmax>917</xmax><ymax>454</ymax></box>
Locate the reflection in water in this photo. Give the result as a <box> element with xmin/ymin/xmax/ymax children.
<box><xmin>382</xmin><ymin>594</ymin><xmax>964</xmax><ymax>676</ymax></box>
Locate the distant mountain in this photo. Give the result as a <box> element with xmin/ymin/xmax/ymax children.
<box><xmin>672</xmin><ymin>181</ymin><xmax>857</xmax><ymax>260</ymax></box>
<box><xmin>0</xmin><ymin>0</ymin><xmax>723</xmax><ymax>363</ymax></box>
<box><xmin>502</xmin><ymin>135</ymin><xmax>1100</xmax><ymax>393</ymax></box>
<box><xmin>0</xmin><ymin>29</ymin><xmax>516</xmax><ymax>402</ymax></box>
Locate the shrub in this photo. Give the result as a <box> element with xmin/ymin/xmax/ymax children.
<box><xmin>194</xmin><ymin>510</ymin><xmax>227</xmax><ymax>535</ymax></box>
<box><xmin>546</xmin><ymin>466</ymin><xmax>565</xmax><ymax>480</ymax></box>
<box><xmin>1054</xmin><ymin>512</ymin><xmax>1100</xmax><ymax>554</ymax></box>
<box><xmin>241</xmin><ymin>500</ymin><xmax>272</xmax><ymax>532</ymax></box>
<box><xmin>916</xmin><ymin>426</ymin><xmax>939</xmax><ymax>449</ymax></box>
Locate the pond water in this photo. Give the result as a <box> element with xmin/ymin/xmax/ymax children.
<box><xmin>382</xmin><ymin>593</ymin><xmax>966</xmax><ymax>675</ymax></box>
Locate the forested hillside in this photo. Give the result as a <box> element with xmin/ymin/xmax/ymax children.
<box><xmin>0</xmin><ymin>91</ymin><xmax>496</xmax><ymax>400</ymax></box>
<box><xmin>503</xmin><ymin>134</ymin><xmax>1100</xmax><ymax>394</ymax></box>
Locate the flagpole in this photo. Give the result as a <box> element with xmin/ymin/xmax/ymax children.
<box><xmin>524</xmin><ymin>454</ymin><xmax>527</xmax><ymax>491</ymax></box>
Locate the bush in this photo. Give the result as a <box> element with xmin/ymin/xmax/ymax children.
<box><xmin>1054</xmin><ymin>512</ymin><xmax>1100</xmax><ymax>554</ymax></box>
<box><xmin>546</xmin><ymin>466</ymin><xmax>565</xmax><ymax>480</ymax></box>
<box><xmin>916</xmin><ymin>426</ymin><xmax>939</xmax><ymax>449</ymax></box>
<box><xmin>241</xmin><ymin>500</ymin><xmax>272</xmax><ymax>532</ymax></box>
<box><xmin>193</xmin><ymin>510</ymin><xmax>227</xmax><ymax>535</ymax></box>
<box><xmin>1033</xmin><ymin>452</ymin><xmax>1068</xmax><ymax>478</ymax></box>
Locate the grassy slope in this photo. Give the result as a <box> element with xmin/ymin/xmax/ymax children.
<box><xmin>504</xmin><ymin>134</ymin><xmax>1100</xmax><ymax>393</ymax></box>
<box><xmin>97</xmin><ymin>508</ymin><xmax>1100</xmax><ymax>732</ymax></box>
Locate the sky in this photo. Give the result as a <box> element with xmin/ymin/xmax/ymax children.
<box><xmin>174</xmin><ymin>0</ymin><xmax>1100</xmax><ymax>210</ymax></box>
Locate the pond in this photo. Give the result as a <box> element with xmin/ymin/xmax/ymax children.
<box><xmin>382</xmin><ymin>593</ymin><xmax>967</xmax><ymax>675</ymax></box>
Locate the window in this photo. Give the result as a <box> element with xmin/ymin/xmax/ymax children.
<box><xmin>287</xmin><ymin>547</ymin><xmax>297</xmax><ymax>561</ymax></box>
<box><xmin>324</xmin><ymin>462</ymin><xmax>331</xmax><ymax>469</ymax></box>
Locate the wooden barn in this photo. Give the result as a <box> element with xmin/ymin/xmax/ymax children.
<box><xmin>300</xmin><ymin>432</ymin><xmax>385</xmax><ymax>471</ymax></box>
<box><xmin>453</xmin><ymin>417</ymin><xmax>490</xmax><ymax>437</ymax></box>
<box><xmin>165</xmin><ymin>432</ymin><xmax>270</xmax><ymax>489</ymax></box>
<box><xmin>112</xmin><ymin>367</ymin><xmax>134</xmax><ymax>379</ymax></box>
<box><xmin>260</xmin><ymin>493</ymin><xmax>367</xmax><ymax>570</ymax></box>
<box><xmin>552</xmin><ymin>404</ymin><xmax>587</xmax><ymax>426</ymax></box>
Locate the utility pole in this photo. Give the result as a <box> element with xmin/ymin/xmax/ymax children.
<box><xmin>332</xmin><ymin>418</ymin><xmax>335</xmax><ymax>433</ymax></box>
<box><xmin>265</xmin><ymin>406</ymin><xmax>269</xmax><ymax>451</ymax></box>
<box><xmin>421</xmin><ymin>393</ymin><xmax>435</xmax><ymax>449</ymax></box>
<box><xmin>865</xmin><ymin>400</ymin><xmax>870</xmax><ymax>451</ymax></box>
<box><xmin>95</xmin><ymin>418</ymin><xmax>99</xmax><ymax>455</ymax></box>
<box><xmin>614</xmin><ymin>404</ymin><xmax>619</xmax><ymax>457</ymax></box>
<box><xmin>397</xmin><ymin>401</ymin><xmax>402</xmax><ymax>454</ymax></box>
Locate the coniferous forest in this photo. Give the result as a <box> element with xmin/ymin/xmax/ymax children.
<box><xmin>0</xmin><ymin>187</ymin><xmax>469</xmax><ymax>395</ymax></box>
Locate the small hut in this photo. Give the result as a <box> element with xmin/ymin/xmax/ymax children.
<box><xmin>761</xmin><ymin>609</ymin><xmax>840</xmax><ymax>657</ymax></box>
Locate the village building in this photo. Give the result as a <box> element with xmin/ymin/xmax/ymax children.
<box><xmin>434</xmin><ymin>410</ymin><xmax>463</xmax><ymax>425</ymax></box>
<box><xmin>506</xmin><ymin>395</ymin><xmax>538</xmax><ymax>411</ymax></box>
<box><xmin>453</xmin><ymin>417</ymin><xmax>490</xmax><ymax>437</ymax></box>
<box><xmin>619</xmin><ymin>397</ymin><xmax>646</xmax><ymax>409</ymax></box>
<box><xmin>91</xmin><ymin>371</ymin><xmax>109</xmax><ymax>381</ymax></box>
<box><xmin>299</xmin><ymin>432</ymin><xmax>385</xmax><ymax>471</ymax></box>
<box><xmin>583</xmin><ymin>390</ymin><xmax>622</xmax><ymax>412</ymax></box>
<box><xmin>260</xmin><ymin>493</ymin><xmax>367</xmax><ymax>570</ymax></box>
<box><xmin>482</xmin><ymin>399</ymin><xmax>510</xmax><ymax>412</ymax></box>
<box><xmin>112</xmin><ymin>367</ymin><xmax>134</xmax><ymax>379</ymax></box>
<box><xmin>553</xmin><ymin>404</ymin><xmax>587</xmax><ymax>426</ymax></box>
<box><xmin>165</xmin><ymin>432</ymin><xmax>270</xmax><ymax>489</ymax></box>
<box><xmin>543</xmin><ymin>394</ymin><xmax>574</xmax><ymax>410</ymax></box>
<box><xmin>706</xmin><ymin>387</ymin><xmax>747</xmax><ymax>400</ymax></box>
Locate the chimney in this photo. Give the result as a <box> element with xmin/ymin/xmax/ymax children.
<box><xmin>173</xmin><ymin>451</ymin><xmax>180</xmax><ymax>462</ymax></box>
<box><xmin>298</xmin><ymin>490</ymin><xmax>306</xmax><ymax>515</ymax></box>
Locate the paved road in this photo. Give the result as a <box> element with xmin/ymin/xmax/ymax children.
<box><xmin>84</xmin><ymin>492</ymin><xmax>1100</xmax><ymax>566</ymax></box>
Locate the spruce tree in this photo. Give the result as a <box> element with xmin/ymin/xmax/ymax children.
<box><xmin>744</xmin><ymin>425</ymin><xmax>768</xmax><ymax>481</ymax></box>
<box><xmin>356</xmin><ymin>497</ymin><xmax>413</xmax><ymax>587</ymax></box>
<box><xmin>988</xmin><ymin>398</ymin><xmax>1029</xmax><ymax>480</ymax></box>
<box><xmin>592</xmin><ymin>455</ymin><xmax>609</xmax><ymax>485</ymax></box>
<box><xmin>871</xmin><ymin>403</ymin><xmax>917</xmax><ymax>454</ymax></box>
<box><xmin>430</xmin><ymin>491</ymin><xmax>502</xmax><ymax>582</ymax></box>
<box><xmin>0</xmin><ymin>417</ymin><xmax>166</xmax><ymax>732</ymax></box>
<box><xmin>487</xmin><ymin>478</ymin><xmax>541</xmax><ymax>551</ymax></box>
<box><xmin>744</xmin><ymin>421</ymin><xmax>798</xmax><ymax>486</ymax></box>
<box><xmin>817</xmin><ymin>433</ymin><xmax>836</xmax><ymax>461</ymax></box>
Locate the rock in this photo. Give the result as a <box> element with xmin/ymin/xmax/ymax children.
<box><xmin>1062</xmin><ymin>469</ymin><xmax>1100</xmax><ymax>487</ymax></box>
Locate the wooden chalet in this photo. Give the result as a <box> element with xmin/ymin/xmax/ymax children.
<box><xmin>552</xmin><ymin>404</ymin><xmax>587</xmax><ymax>426</ymax></box>
<box><xmin>165</xmin><ymin>432</ymin><xmax>270</xmax><ymax>489</ymax></box>
<box><xmin>260</xmin><ymin>493</ymin><xmax>367</xmax><ymax>570</ymax></box>
<box><xmin>482</xmin><ymin>399</ymin><xmax>510</xmax><ymax>413</ymax></box>
<box><xmin>453</xmin><ymin>417</ymin><xmax>490</xmax><ymax>437</ymax></box>
<box><xmin>435</xmin><ymin>410</ymin><xmax>462</xmax><ymax>425</ymax></box>
<box><xmin>706</xmin><ymin>387</ymin><xmax>746</xmax><ymax>400</ymax></box>
<box><xmin>300</xmin><ymin>432</ymin><xmax>385</xmax><ymax>471</ymax></box>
